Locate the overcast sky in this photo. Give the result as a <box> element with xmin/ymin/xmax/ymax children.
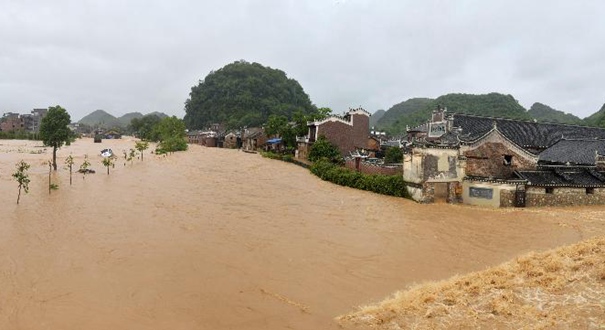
<box><xmin>1</xmin><ymin>0</ymin><xmax>604</xmax><ymax>121</ymax></box>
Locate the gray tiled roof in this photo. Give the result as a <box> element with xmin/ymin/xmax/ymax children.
<box><xmin>538</xmin><ymin>139</ymin><xmax>605</xmax><ymax>166</ymax></box>
<box><xmin>515</xmin><ymin>169</ymin><xmax>605</xmax><ymax>187</ymax></box>
<box><xmin>452</xmin><ymin>114</ymin><xmax>605</xmax><ymax>152</ymax></box>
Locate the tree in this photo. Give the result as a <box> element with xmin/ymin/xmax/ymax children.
<box><xmin>47</xmin><ymin>159</ymin><xmax>58</xmax><ymax>193</ymax></box>
<box><xmin>128</xmin><ymin>148</ymin><xmax>136</xmax><ymax>165</ymax></box>
<box><xmin>65</xmin><ymin>155</ymin><xmax>74</xmax><ymax>185</ymax></box>
<box><xmin>308</xmin><ymin>135</ymin><xmax>343</xmax><ymax>164</ymax></box>
<box><xmin>184</xmin><ymin>60</ymin><xmax>316</xmax><ymax>130</ymax></box>
<box><xmin>264</xmin><ymin>107</ymin><xmax>333</xmax><ymax>150</ymax></box>
<box><xmin>129</xmin><ymin>114</ymin><xmax>162</xmax><ymax>140</ymax></box>
<box><xmin>102</xmin><ymin>156</ymin><xmax>114</xmax><ymax>175</ymax></box>
<box><xmin>80</xmin><ymin>155</ymin><xmax>91</xmax><ymax>179</ymax></box>
<box><xmin>39</xmin><ymin>105</ymin><xmax>72</xmax><ymax>170</ymax></box>
<box><xmin>12</xmin><ymin>160</ymin><xmax>30</xmax><ymax>204</ymax></box>
<box><xmin>384</xmin><ymin>147</ymin><xmax>403</xmax><ymax>164</ymax></box>
<box><xmin>135</xmin><ymin>141</ymin><xmax>149</xmax><ymax>161</ymax></box>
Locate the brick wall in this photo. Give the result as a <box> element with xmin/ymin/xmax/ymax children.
<box><xmin>344</xmin><ymin>159</ymin><xmax>402</xmax><ymax>176</ymax></box>
<box><xmin>464</xmin><ymin>142</ymin><xmax>535</xmax><ymax>178</ymax></box>
<box><xmin>316</xmin><ymin>113</ymin><xmax>369</xmax><ymax>156</ymax></box>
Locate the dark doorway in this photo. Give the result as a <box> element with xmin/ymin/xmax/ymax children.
<box><xmin>433</xmin><ymin>183</ymin><xmax>448</xmax><ymax>203</ymax></box>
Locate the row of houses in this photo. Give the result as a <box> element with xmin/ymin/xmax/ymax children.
<box><xmin>187</xmin><ymin>105</ymin><xmax>605</xmax><ymax>208</ymax></box>
<box><xmin>186</xmin><ymin>108</ymin><xmax>394</xmax><ymax>157</ymax></box>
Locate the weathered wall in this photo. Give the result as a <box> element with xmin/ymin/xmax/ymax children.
<box><xmin>403</xmin><ymin>148</ymin><xmax>461</xmax><ymax>183</ymax></box>
<box><xmin>525</xmin><ymin>187</ymin><xmax>605</xmax><ymax>207</ymax></box>
<box><xmin>464</xmin><ymin>142</ymin><xmax>535</xmax><ymax>178</ymax></box>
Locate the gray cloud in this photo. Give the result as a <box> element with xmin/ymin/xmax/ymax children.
<box><xmin>1</xmin><ymin>0</ymin><xmax>604</xmax><ymax>121</ymax></box>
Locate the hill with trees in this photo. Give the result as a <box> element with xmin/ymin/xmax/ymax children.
<box><xmin>183</xmin><ymin>60</ymin><xmax>316</xmax><ymax>130</ymax></box>
<box><xmin>582</xmin><ymin>103</ymin><xmax>605</xmax><ymax>127</ymax></box>
<box><xmin>376</xmin><ymin>93</ymin><xmax>535</xmax><ymax>134</ymax></box>
<box><xmin>374</xmin><ymin>98</ymin><xmax>433</xmax><ymax>134</ymax></box>
<box><xmin>369</xmin><ymin>109</ymin><xmax>386</xmax><ymax>128</ymax></box>
<box><xmin>78</xmin><ymin>110</ymin><xmax>169</xmax><ymax>130</ymax></box>
<box><xmin>78</xmin><ymin>110</ymin><xmax>120</xmax><ymax>128</ymax></box>
<box><xmin>527</xmin><ymin>102</ymin><xmax>583</xmax><ymax>125</ymax></box>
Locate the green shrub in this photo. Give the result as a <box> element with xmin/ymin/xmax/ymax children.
<box><xmin>308</xmin><ymin>136</ymin><xmax>343</xmax><ymax>164</ymax></box>
<box><xmin>384</xmin><ymin>146</ymin><xmax>403</xmax><ymax>164</ymax></box>
<box><xmin>310</xmin><ymin>159</ymin><xmax>409</xmax><ymax>198</ymax></box>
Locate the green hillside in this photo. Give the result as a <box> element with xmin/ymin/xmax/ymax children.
<box><xmin>375</xmin><ymin>98</ymin><xmax>433</xmax><ymax>133</ymax></box>
<box><xmin>378</xmin><ymin>93</ymin><xmax>530</xmax><ymax>134</ymax></box>
<box><xmin>116</xmin><ymin>112</ymin><xmax>144</xmax><ymax>127</ymax></box>
<box><xmin>78</xmin><ymin>110</ymin><xmax>170</xmax><ymax>129</ymax></box>
<box><xmin>369</xmin><ymin>109</ymin><xmax>385</xmax><ymax>128</ymax></box>
<box><xmin>184</xmin><ymin>60</ymin><xmax>315</xmax><ymax>130</ymax></box>
<box><xmin>527</xmin><ymin>102</ymin><xmax>583</xmax><ymax>125</ymax></box>
<box><xmin>583</xmin><ymin>103</ymin><xmax>605</xmax><ymax>127</ymax></box>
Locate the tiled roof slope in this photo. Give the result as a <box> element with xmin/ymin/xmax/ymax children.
<box><xmin>452</xmin><ymin>114</ymin><xmax>605</xmax><ymax>152</ymax></box>
<box><xmin>538</xmin><ymin>139</ymin><xmax>605</xmax><ymax>166</ymax></box>
<box><xmin>516</xmin><ymin>169</ymin><xmax>605</xmax><ymax>187</ymax></box>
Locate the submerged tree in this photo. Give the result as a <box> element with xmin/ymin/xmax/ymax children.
<box><xmin>156</xmin><ymin>116</ymin><xmax>188</xmax><ymax>153</ymax></box>
<box><xmin>39</xmin><ymin>105</ymin><xmax>72</xmax><ymax>171</ymax></box>
<box><xmin>12</xmin><ymin>160</ymin><xmax>30</xmax><ymax>204</ymax></box>
<box><xmin>102</xmin><ymin>156</ymin><xmax>114</xmax><ymax>175</ymax></box>
<box><xmin>65</xmin><ymin>155</ymin><xmax>74</xmax><ymax>185</ymax></box>
<box><xmin>134</xmin><ymin>141</ymin><xmax>149</xmax><ymax>161</ymax></box>
<box><xmin>128</xmin><ymin>148</ymin><xmax>136</xmax><ymax>165</ymax></box>
<box><xmin>47</xmin><ymin>159</ymin><xmax>58</xmax><ymax>194</ymax></box>
<box><xmin>80</xmin><ymin>155</ymin><xmax>91</xmax><ymax>179</ymax></box>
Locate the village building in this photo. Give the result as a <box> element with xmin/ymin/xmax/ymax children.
<box><xmin>223</xmin><ymin>132</ymin><xmax>241</xmax><ymax>149</ymax></box>
<box><xmin>0</xmin><ymin>113</ymin><xmax>24</xmax><ymax>132</ymax></box>
<box><xmin>242</xmin><ymin>127</ymin><xmax>267</xmax><ymax>152</ymax></box>
<box><xmin>297</xmin><ymin>107</ymin><xmax>371</xmax><ymax>159</ymax></box>
<box><xmin>404</xmin><ymin>107</ymin><xmax>605</xmax><ymax>207</ymax></box>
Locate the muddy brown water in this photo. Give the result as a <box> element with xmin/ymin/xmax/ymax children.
<box><xmin>1</xmin><ymin>138</ymin><xmax>604</xmax><ymax>329</ymax></box>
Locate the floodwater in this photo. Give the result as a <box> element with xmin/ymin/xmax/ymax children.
<box><xmin>1</xmin><ymin>138</ymin><xmax>604</xmax><ymax>329</ymax></box>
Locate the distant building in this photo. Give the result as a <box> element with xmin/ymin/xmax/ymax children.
<box><xmin>0</xmin><ymin>108</ymin><xmax>48</xmax><ymax>133</ymax></box>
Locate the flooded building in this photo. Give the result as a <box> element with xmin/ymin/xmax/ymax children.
<box><xmin>297</xmin><ymin>107</ymin><xmax>370</xmax><ymax>159</ymax></box>
<box><xmin>404</xmin><ymin>107</ymin><xmax>605</xmax><ymax>207</ymax></box>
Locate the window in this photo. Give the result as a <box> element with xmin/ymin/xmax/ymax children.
<box><xmin>586</xmin><ymin>188</ymin><xmax>595</xmax><ymax>195</ymax></box>
<box><xmin>503</xmin><ymin>155</ymin><xmax>513</xmax><ymax>166</ymax></box>
<box><xmin>545</xmin><ymin>187</ymin><xmax>554</xmax><ymax>194</ymax></box>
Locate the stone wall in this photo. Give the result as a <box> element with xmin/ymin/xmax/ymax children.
<box><xmin>525</xmin><ymin>187</ymin><xmax>605</xmax><ymax>207</ymax></box>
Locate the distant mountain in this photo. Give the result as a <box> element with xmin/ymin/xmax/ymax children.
<box><xmin>78</xmin><ymin>110</ymin><xmax>170</xmax><ymax>128</ymax></box>
<box><xmin>528</xmin><ymin>102</ymin><xmax>583</xmax><ymax>125</ymax></box>
<box><xmin>78</xmin><ymin>110</ymin><xmax>120</xmax><ymax>128</ymax></box>
<box><xmin>117</xmin><ymin>112</ymin><xmax>144</xmax><ymax>127</ymax></box>
<box><xmin>369</xmin><ymin>109</ymin><xmax>385</xmax><ymax>128</ymax></box>
<box><xmin>148</xmin><ymin>111</ymin><xmax>169</xmax><ymax>119</ymax></box>
<box><xmin>583</xmin><ymin>103</ymin><xmax>605</xmax><ymax>127</ymax></box>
